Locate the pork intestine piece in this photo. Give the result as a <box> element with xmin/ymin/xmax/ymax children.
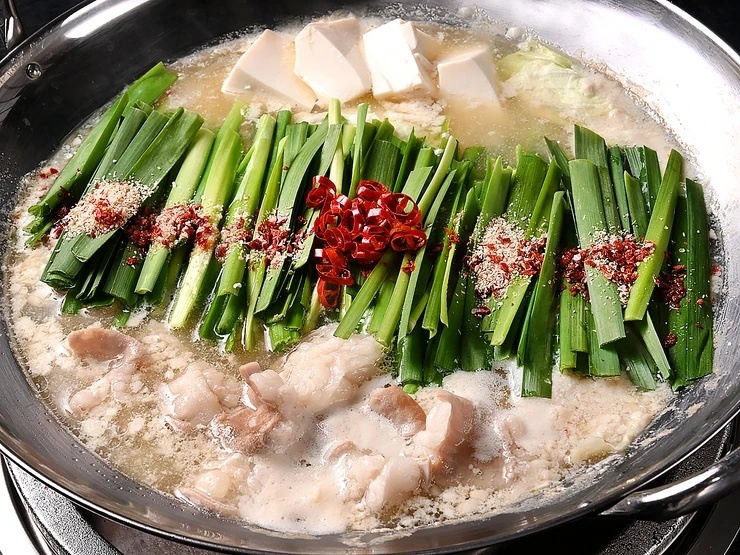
<box><xmin>176</xmin><ymin>453</ymin><xmax>251</xmax><ymax>516</ymax></box>
<box><xmin>210</xmin><ymin>395</ymin><xmax>281</xmax><ymax>455</ymax></box>
<box><xmin>160</xmin><ymin>366</ymin><xmax>242</xmax><ymax>432</ymax></box>
<box><xmin>367</xmin><ymin>385</ymin><xmax>426</xmax><ymax>438</ymax></box>
<box><xmin>66</xmin><ymin>327</ymin><xmax>145</xmax><ymax>415</ymax></box>
<box><xmin>359</xmin><ymin>390</ymin><xmax>477</xmax><ymax>511</ymax></box>
<box><xmin>173</xmin><ymin>328</ymin><xmax>483</xmax><ymax>517</ymax></box>
<box><xmin>277</xmin><ymin>325</ymin><xmax>383</xmax><ymax>414</ymax></box>
<box><xmin>410</xmin><ymin>390</ymin><xmax>476</xmax><ymax>475</ymax></box>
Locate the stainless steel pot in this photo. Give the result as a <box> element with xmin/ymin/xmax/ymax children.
<box><xmin>0</xmin><ymin>0</ymin><xmax>739</xmax><ymax>552</ymax></box>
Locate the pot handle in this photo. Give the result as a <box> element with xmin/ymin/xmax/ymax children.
<box><xmin>1</xmin><ymin>0</ymin><xmax>24</xmax><ymax>51</ymax></box>
<box><xmin>600</xmin><ymin>444</ymin><xmax>740</xmax><ymax>520</ymax></box>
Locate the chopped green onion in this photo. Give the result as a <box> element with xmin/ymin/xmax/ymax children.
<box><xmin>522</xmin><ymin>191</ymin><xmax>566</xmax><ymax>397</ymax></box>
<box><xmin>625</xmin><ymin>150</ymin><xmax>682</xmax><ymax>322</ymax></box>
<box><xmin>668</xmin><ymin>180</ymin><xmax>713</xmax><ymax>388</ymax></box>
<box><xmin>569</xmin><ymin>158</ymin><xmax>625</xmax><ymax>345</ymax></box>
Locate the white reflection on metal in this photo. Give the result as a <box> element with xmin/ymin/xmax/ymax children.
<box><xmin>63</xmin><ymin>0</ymin><xmax>149</xmax><ymax>39</ymax></box>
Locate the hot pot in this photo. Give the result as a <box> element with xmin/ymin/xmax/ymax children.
<box><xmin>0</xmin><ymin>0</ymin><xmax>739</xmax><ymax>552</ymax></box>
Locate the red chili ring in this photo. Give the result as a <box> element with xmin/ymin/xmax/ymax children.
<box><xmin>356</xmin><ymin>180</ymin><xmax>389</xmax><ymax>202</ymax></box>
<box><xmin>389</xmin><ymin>226</ymin><xmax>427</xmax><ymax>252</ymax></box>
<box><xmin>317</xmin><ymin>279</ymin><xmax>341</xmax><ymax>309</ymax></box>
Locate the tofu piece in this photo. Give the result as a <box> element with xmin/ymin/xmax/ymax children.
<box><xmin>437</xmin><ymin>46</ymin><xmax>502</xmax><ymax>107</ymax></box>
<box><xmin>222</xmin><ymin>30</ymin><xmax>317</xmax><ymax>110</ymax></box>
<box><xmin>396</xmin><ymin>20</ymin><xmax>442</xmax><ymax>62</ymax></box>
<box><xmin>294</xmin><ymin>18</ymin><xmax>371</xmax><ymax>103</ymax></box>
<box><xmin>363</xmin><ymin>19</ymin><xmax>439</xmax><ymax>99</ymax></box>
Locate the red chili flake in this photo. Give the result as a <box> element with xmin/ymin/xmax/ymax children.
<box><xmin>444</xmin><ymin>227</ymin><xmax>460</xmax><ymax>245</ymax></box>
<box><xmin>248</xmin><ymin>212</ymin><xmax>302</xmax><ymax>270</ymax></box>
<box><xmin>124</xmin><ymin>206</ymin><xmax>156</xmax><ymax>249</ymax></box>
<box><xmin>215</xmin><ymin>216</ymin><xmax>251</xmax><ymax>262</ymax></box>
<box><xmin>151</xmin><ymin>204</ymin><xmax>206</xmax><ymax>248</ymax></box>
<box><xmin>557</xmin><ymin>234</ymin><xmax>656</xmax><ymax>303</ymax></box>
<box><xmin>195</xmin><ymin>220</ymin><xmax>218</xmax><ymax>251</ymax></box>
<box><xmin>125</xmin><ymin>255</ymin><xmax>140</xmax><ymax>266</ymax></box>
<box><xmin>711</xmin><ymin>264</ymin><xmax>721</xmax><ymax>276</ymax></box>
<box><xmin>39</xmin><ymin>171</ymin><xmax>48</xmax><ymax>179</ymax></box>
<box><xmin>664</xmin><ymin>332</ymin><xmax>678</xmax><ymax>348</ymax></box>
<box><xmin>401</xmin><ymin>258</ymin><xmax>415</xmax><ymax>273</ymax></box>
<box><xmin>93</xmin><ymin>199</ymin><xmax>124</xmax><ymax>230</ymax></box>
<box><xmin>697</xmin><ymin>298</ymin><xmax>706</xmax><ymax>307</ymax></box>
<box><xmin>471</xmin><ymin>306</ymin><xmax>491</xmax><ymax>318</ymax></box>
<box><xmin>50</xmin><ymin>205</ymin><xmax>71</xmax><ymax>239</ymax></box>
<box><xmin>583</xmin><ymin>233</ymin><xmax>655</xmax><ymax>303</ymax></box>
<box><xmin>695</xmin><ymin>322</ymin><xmax>704</xmax><ymax>329</ymax></box>
<box><xmin>49</xmin><ymin>167</ymin><xmax>59</xmax><ymax>175</ymax></box>
<box><xmin>656</xmin><ymin>264</ymin><xmax>687</xmax><ymax>309</ymax></box>
<box><xmin>469</xmin><ymin>217</ymin><xmax>548</xmax><ymax>299</ymax></box>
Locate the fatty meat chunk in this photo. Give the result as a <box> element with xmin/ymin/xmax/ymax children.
<box><xmin>368</xmin><ymin>386</ymin><xmax>426</xmax><ymax>438</ymax></box>
<box><xmin>413</xmin><ymin>390</ymin><xmax>476</xmax><ymax>473</ymax></box>
<box><xmin>211</xmin><ymin>400</ymin><xmax>281</xmax><ymax>455</ymax></box>
<box><xmin>238</xmin><ymin>361</ymin><xmax>262</xmax><ymax>380</ymax></box>
<box><xmin>67</xmin><ymin>327</ymin><xmax>143</xmax><ymax>363</ymax></box>
<box><xmin>176</xmin><ymin>454</ymin><xmax>250</xmax><ymax>517</ymax></box>
<box><xmin>66</xmin><ymin>327</ymin><xmax>145</xmax><ymax>414</ymax></box>
<box><xmin>161</xmin><ymin>367</ymin><xmax>241</xmax><ymax>431</ymax></box>
<box><xmin>364</xmin><ymin>456</ymin><xmax>422</xmax><ymax>511</ymax></box>
<box><xmin>247</xmin><ymin>369</ymin><xmax>285</xmax><ymax>406</ymax></box>
<box><xmin>278</xmin><ymin>326</ymin><xmax>383</xmax><ymax>413</ymax></box>
<box><xmin>326</xmin><ymin>441</ymin><xmax>386</xmax><ymax>502</ymax></box>
<box><xmin>68</xmin><ymin>378</ymin><xmax>111</xmax><ymax>414</ymax></box>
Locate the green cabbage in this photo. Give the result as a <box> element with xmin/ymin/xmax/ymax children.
<box><xmin>498</xmin><ymin>42</ymin><xmax>612</xmax><ymax>120</ymax></box>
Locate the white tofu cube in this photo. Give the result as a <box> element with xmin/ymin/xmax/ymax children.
<box><xmin>437</xmin><ymin>46</ymin><xmax>501</xmax><ymax>107</ymax></box>
<box><xmin>222</xmin><ymin>30</ymin><xmax>317</xmax><ymax>110</ymax></box>
<box><xmin>363</xmin><ymin>19</ymin><xmax>439</xmax><ymax>99</ymax></box>
<box><xmin>397</xmin><ymin>20</ymin><xmax>442</xmax><ymax>61</ymax></box>
<box><xmin>294</xmin><ymin>18</ymin><xmax>371</xmax><ymax>103</ymax></box>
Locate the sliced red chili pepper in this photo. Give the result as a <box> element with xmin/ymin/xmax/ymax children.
<box><xmin>306</xmin><ymin>175</ymin><xmax>337</xmax><ymax>209</ymax></box>
<box><xmin>328</xmin><ymin>194</ymin><xmax>352</xmax><ymax>214</ymax></box>
<box><xmin>323</xmin><ymin>226</ymin><xmax>353</xmax><ymax>250</ymax></box>
<box><xmin>361</xmin><ymin>225</ymin><xmax>391</xmax><ymax>251</ymax></box>
<box><xmin>316</xmin><ymin>264</ymin><xmax>354</xmax><ymax>285</ymax></box>
<box><xmin>341</xmin><ymin>207</ymin><xmax>366</xmax><ymax>239</ymax></box>
<box><xmin>356</xmin><ymin>180</ymin><xmax>389</xmax><ymax>202</ymax></box>
<box><xmin>314</xmin><ymin>211</ymin><xmax>341</xmax><ymax>240</ymax></box>
<box><xmin>352</xmin><ymin>244</ymin><xmax>384</xmax><ymax>264</ymax></box>
<box><xmin>319</xmin><ymin>246</ymin><xmax>348</xmax><ymax>268</ymax></box>
<box><xmin>365</xmin><ymin>206</ymin><xmax>394</xmax><ymax>229</ymax></box>
<box><xmin>317</xmin><ymin>279</ymin><xmax>341</xmax><ymax>309</ymax></box>
<box><xmin>379</xmin><ymin>192</ymin><xmax>421</xmax><ymax>226</ymax></box>
<box><xmin>389</xmin><ymin>225</ymin><xmax>427</xmax><ymax>252</ymax></box>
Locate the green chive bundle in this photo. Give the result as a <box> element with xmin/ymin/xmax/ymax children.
<box><xmin>27</xmin><ymin>66</ymin><xmax>715</xmax><ymax>398</ymax></box>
